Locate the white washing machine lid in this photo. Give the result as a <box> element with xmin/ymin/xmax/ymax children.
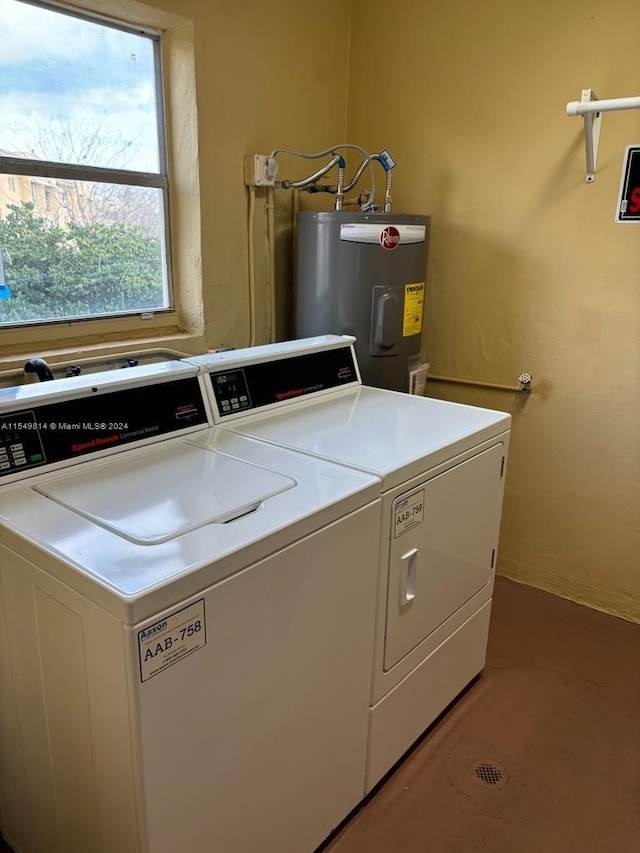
<box><xmin>34</xmin><ymin>443</ymin><xmax>296</xmax><ymax>544</ymax></box>
<box><xmin>0</xmin><ymin>430</ymin><xmax>380</xmax><ymax>622</ymax></box>
<box><xmin>222</xmin><ymin>387</ymin><xmax>511</xmax><ymax>491</ymax></box>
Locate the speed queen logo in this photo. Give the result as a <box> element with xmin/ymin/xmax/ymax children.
<box><xmin>379</xmin><ymin>225</ymin><xmax>400</xmax><ymax>250</ymax></box>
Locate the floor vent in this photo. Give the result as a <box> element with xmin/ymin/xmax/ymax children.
<box><xmin>472</xmin><ymin>761</ymin><xmax>509</xmax><ymax>788</ymax></box>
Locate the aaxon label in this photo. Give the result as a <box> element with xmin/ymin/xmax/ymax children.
<box><xmin>394</xmin><ymin>488</ymin><xmax>425</xmax><ymax>537</ymax></box>
<box><xmin>138</xmin><ymin>598</ymin><xmax>206</xmax><ymax>682</ymax></box>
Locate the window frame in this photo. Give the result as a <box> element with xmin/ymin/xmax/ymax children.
<box><xmin>0</xmin><ymin>0</ymin><xmax>174</xmax><ymax>329</ymax></box>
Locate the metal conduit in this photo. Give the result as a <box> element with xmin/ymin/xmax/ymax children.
<box><xmin>427</xmin><ymin>373</ymin><xmax>533</xmax><ymax>393</ymax></box>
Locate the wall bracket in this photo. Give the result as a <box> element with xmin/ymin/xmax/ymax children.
<box><xmin>566</xmin><ymin>89</ymin><xmax>640</xmax><ymax>183</ymax></box>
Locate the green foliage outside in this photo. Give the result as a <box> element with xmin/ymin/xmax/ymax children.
<box><xmin>0</xmin><ymin>203</ymin><xmax>165</xmax><ymax>324</ymax></box>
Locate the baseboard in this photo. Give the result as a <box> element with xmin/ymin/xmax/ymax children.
<box><xmin>497</xmin><ymin>560</ymin><xmax>640</xmax><ymax>623</ymax></box>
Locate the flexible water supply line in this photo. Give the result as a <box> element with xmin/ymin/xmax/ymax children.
<box><xmin>339</xmin><ymin>151</ymin><xmax>394</xmax><ymax>208</ymax></box>
<box><xmin>277</xmin><ymin>155</ymin><xmax>342</xmax><ymax>189</ymax></box>
<box><xmin>383</xmin><ymin>169</ymin><xmax>393</xmax><ymax>212</ymax></box>
<box><xmin>334</xmin><ymin>163</ymin><xmax>346</xmax><ymax>210</ymax></box>
<box><xmin>341</xmin><ymin>156</ymin><xmax>373</xmax><ymax>193</ymax></box>
<box><xmin>270</xmin><ymin>144</ymin><xmax>377</xmax><ymax>207</ymax></box>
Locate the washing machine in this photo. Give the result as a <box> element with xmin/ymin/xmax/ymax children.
<box><xmin>186</xmin><ymin>335</ymin><xmax>511</xmax><ymax>792</ymax></box>
<box><xmin>0</xmin><ymin>360</ymin><xmax>381</xmax><ymax>853</ymax></box>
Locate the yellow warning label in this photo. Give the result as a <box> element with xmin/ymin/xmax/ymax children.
<box><xmin>403</xmin><ymin>282</ymin><xmax>425</xmax><ymax>337</ymax></box>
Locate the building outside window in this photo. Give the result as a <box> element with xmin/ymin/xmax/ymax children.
<box><xmin>0</xmin><ymin>0</ymin><xmax>171</xmax><ymax>326</ymax></box>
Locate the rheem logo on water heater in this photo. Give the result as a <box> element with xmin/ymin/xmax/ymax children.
<box><xmin>379</xmin><ymin>225</ymin><xmax>400</xmax><ymax>250</ymax></box>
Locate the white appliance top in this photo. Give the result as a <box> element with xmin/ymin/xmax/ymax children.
<box><xmin>186</xmin><ymin>334</ymin><xmax>357</xmax><ymax>374</ymax></box>
<box><xmin>0</xmin><ymin>357</ymin><xmax>379</xmax><ymax>623</ymax></box>
<box><xmin>0</xmin><ymin>360</ymin><xmax>197</xmax><ymax>411</ymax></box>
<box><xmin>186</xmin><ymin>337</ymin><xmax>510</xmax><ymax>490</ymax></box>
<box><xmin>0</xmin><ymin>430</ymin><xmax>379</xmax><ymax>623</ymax></box>
<box><xmin>0</xmin><ymin>360</ymin><xmax>212</xmax><ymax>485</ymax></box>
<box><xmin>220</xmin><ymin>390</ymin><xmax>510</xmax><ymax>492</ymax></box>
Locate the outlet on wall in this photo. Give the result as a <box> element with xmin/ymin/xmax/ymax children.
<box><xmin>244</xmin><ymin>154</ymin><xmax>278</xmax><ymax>187</ymax></box>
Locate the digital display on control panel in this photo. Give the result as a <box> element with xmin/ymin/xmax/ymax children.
<box><xmin>0</xmin><ymin>409</ymin><xmax>46</xmax><ymax>475</ymax></box>
<box><xmin>0</xmin><ymin>376</ymin><xmax>208</xmax><ymax>478</ymax></box>
<box><xmin>211</xmin><ymin>370</ymin><xmax>252</xmax><ymax>416</ymax></box>
<box><xmin>209</xmin><ymin>346</ymin><xmax>358</xmax><ymax>416</ymax></box>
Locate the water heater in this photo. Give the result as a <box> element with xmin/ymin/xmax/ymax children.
<box><xmin>295</xmin><ymin>211</ymin><xmax>431</xmax><ymax>392</ymax></box>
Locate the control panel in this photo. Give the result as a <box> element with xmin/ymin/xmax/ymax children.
<box><xmin>0</xmin><ymin>376</ymin><xmax>208</xmax><ymax>480</ymax></box>
<box><xmin>211</xmin><ymin>370</ymin><xmax>252</xmax><ymax>415</ymax></box>
<box><xmin>208</xmin><ymin>345</ymin><xmax>358</xmax><ymax>418</ymax></box>
<box><xmin>0</xmin><ymin>409</ymin><xmax>45</xmax><ymax>473</ymax></box>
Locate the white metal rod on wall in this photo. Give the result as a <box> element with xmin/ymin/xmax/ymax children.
<box><xmin>566</xmin><ymin>89</ymin><xmax>640</xmax><ymax>182</ymax></box>
<box><xmin>427</xmin><ymin>373</ymin><xmax>533</xmax><ymax>393</ymax></box>
<box><xmin>566</xmin><ymin>95</ymin><xmax>640</xmax><ymax>116</ymax></box>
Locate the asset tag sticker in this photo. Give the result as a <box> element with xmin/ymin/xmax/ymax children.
<box><xmin>403</xmin><ymin>282</ymin><xmax>425</xmax><ymax>337</ymax></box>
<box><xmin>394</xmin><ymin>489</ymin><xmax>425</xmax><ymax>538</ymax></box>
<box><xmin>138</xmin><ymin>599</ymin><xmax>206</xmax><ymax>682</ymax></box>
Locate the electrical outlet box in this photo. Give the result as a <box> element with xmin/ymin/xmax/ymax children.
<box><xmin>244</xmin><ymin>154</ymin><xmax>277</xmax><ymax>187</ymax></box>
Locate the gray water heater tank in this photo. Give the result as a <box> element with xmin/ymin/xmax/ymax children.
<box><xmin>295</xmin><ymin>211</ymin><xmax>431</xmax><ymax>392</ymax></box>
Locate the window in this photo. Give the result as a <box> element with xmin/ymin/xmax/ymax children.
<box><xmin>0</xmin><ymin>0</ymin><xmax>171</xmax><ymax>327</ymax></box>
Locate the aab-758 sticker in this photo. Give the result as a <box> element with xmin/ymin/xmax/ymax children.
<box><xmin>138</xmin><ymin>598</ymin><xmax>206</xmax><ymax>682</ymax></box>
<box><xmin>394</xmin><ymin>489</ymin><xmax>425</xmax><ymax>538</ymax></box>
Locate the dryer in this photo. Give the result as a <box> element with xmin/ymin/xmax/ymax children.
<box><xmin>187</xmin><ymin>336</ymin><xmax>511</xmax><ymax>792</ymax></box>
<box><xmin>0</xmin><ymin>361</ymin><xmax>381</xmax><ymax>852</ymax></box>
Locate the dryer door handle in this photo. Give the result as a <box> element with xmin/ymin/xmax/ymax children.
<box><xmin>399</xmin><ymin>548</ymin><xmax>418</xmax><ymax>607</ymax></box>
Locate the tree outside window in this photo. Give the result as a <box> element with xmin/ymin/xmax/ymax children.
<box><xmin>0</xmin><ymin>0</ymin><xmax>171</xmax><ymax>325</ymax></box>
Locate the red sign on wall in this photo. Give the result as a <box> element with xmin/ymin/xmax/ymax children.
<box><xmin>615</xmin><ymin>146</ymin><xmax>640</xmax><ymax>223</ymax></box>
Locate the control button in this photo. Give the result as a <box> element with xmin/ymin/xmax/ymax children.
<box><xmin>10</xmin><ymin>444</ymin><xmax>23</xmax><ymax>452</ymax></box>
<box><xmin>14</xmin><ymin>458</ymin><xmax>27</xmax><ymax>466</ymax></box>
<box><xmin>0</xmin><ymin>462</ymin><xmax>10</xmax><ymax>470</ymax></box>
<box><xmin>231</xmin><ymin>403</ymin><xmax>240</xmax><ymax>410</ymax></box>
<box><xmin>12</xmin><ymin>454</ymin><xmax>26</xmax><ymax>463</ymax></box>
<box><xmin>239</xmin><ymin>395</ymin><xmax>248</xmax><ymax>402</ymax></box>
<box><xmin>230</xmin><ymin>398</ymin><xmax>238</xmax><ymax>404</ymax></box>
<box><xmin>30</xmin><ymin>453</ymin><xmax>44</xmax><ymax>463</ymax></box>
<box><xmin>240</xmin><ymin>401</ymin><xmax>249</xmax><ymax>407</ymax></box>
<box><xmin>0</xmin><ymin>449</ymin><xmax>8</xmax><ymax>458</ymax></box>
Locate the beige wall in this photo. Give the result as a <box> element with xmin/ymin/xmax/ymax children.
<box><xmin>178</xmin><ymin>0</ymin><xmax>351</xmax><ymax>347</ymax></box>
<box><xmin>347</xmin><ymin>0</ymin><xmax>640</xmax><ymax>619</ymax></box>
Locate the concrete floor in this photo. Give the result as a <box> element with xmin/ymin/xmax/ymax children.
<box><xmin>320</xmin><ymin>576</ymin><xmax>640</xmax><ymax>853</ymax></box>
<box><xmin>2</xmin><ymin>577</ymin><xmax>638</xmax><ymax>852</ymax></box>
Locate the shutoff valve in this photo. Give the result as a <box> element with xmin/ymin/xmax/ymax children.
<box><xmin>518</xmin><ymin>372</ymin><xmax>533</xmax><ymax>392</ymax></box>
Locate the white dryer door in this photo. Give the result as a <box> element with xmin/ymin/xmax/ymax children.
<box><xmin>384</xmin><ymin>443</ymin><xmax>505</xmax><ymax>671</ymax></box>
